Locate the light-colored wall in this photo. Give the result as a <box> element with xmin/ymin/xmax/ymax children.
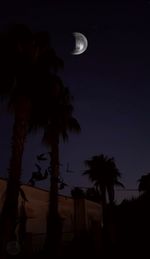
<box><xmin>0</xmin><ymin>178</ymin><xmax>102</xmax><ymax>251</ymax></box>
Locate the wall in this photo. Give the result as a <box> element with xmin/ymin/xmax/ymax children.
<box><xmin>0</xmin><ymin>178</ymin><xmax>102</xmax><ymax>252</ymax></box>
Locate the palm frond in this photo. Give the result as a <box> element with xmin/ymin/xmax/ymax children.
<box><xmin>115</xmin><ymin>180</ymin><xmax>125</xmax><ymax>188</ymax></box>
<box><xmin>83</xmin><ymin>153</ymin><xmax>124</xmax><ymax>204</ymax></box>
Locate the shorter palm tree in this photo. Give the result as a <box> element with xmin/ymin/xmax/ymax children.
<box><xmin>83</xmin><ymin>154</ymin><xmax>124</xmax><ymax>206</ymax></box>
<box><xmin>83</xmin><ymin>154</ymin><xmax>124</xmax><ymax>256</ymax></box>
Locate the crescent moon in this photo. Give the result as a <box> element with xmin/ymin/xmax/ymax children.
<box><xmin>72</xmin><ymin>32</ymin><xmax>88</xmax><ymax>55</ymax></box>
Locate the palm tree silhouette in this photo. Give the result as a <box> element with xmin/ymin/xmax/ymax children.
<box><xmin>83</xmin><ymin>154</ymin><xmax>124</xmax><ymax>207</ymax></box>
<box><xmin>41</xmin><ymin>80</ymin><xmax>80</xmax><ymax>255</ymax></box>
<box><xmin>83</xmin><ymin>155</ymin><xmax>124</xmax><ymax>256</ymax></box>
<box><xmin>0</xmin><ymin>24</ymin><xmax>63</xmax><ymax>254</ymax></box>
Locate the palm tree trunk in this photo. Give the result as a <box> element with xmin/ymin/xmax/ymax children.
<box><xmin>107</xmin><ymin>184</ymin><xmax>115</xmax><ymax>205</ymax></box>
<box><xmin>100</xmin><ymin>184</ymin><xmax>106</xmax><ymax>210</ymax></box>
<box><xmin>0</xmin><ymin>97</ymin><xmax>30</xmax><ymax>257</ymax></box>
<box><xmin>45</xmin><ymin>132</ymin><xmax>62</xmax><ymax>257</ymax></box>
<box><xmin>100</xmin><ymin>184</ymin><xmax>107</xmax><ymax>257</ymax></box>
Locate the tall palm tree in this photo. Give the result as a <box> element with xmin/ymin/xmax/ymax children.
<box><xmin>41</xmin><ymin>79</ymin><xmax>81</xmax><ymax>255</ymax></box>
<box><xmin>0</xmin><ymin>24</ymin><xmax>63</xmax><ymax>254</ymax></box>
<box><xmin>83</xmin><ymin>154</ymin><xmax>124</xmax><ymax>207</ymax></box>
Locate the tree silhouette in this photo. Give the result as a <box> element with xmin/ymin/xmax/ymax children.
<box><xmin>0</xmin><ymin>24</ymin><xmax>63</xmax><ymax>255</ymax></box>
<box><xmin>41</xmin><ymin>81</ymin><xmax>80</xmax><ymax>255</ymax></box>
<box><xmin>138</xmin><ymin>173</ymin><xmax>150</xmax><ymax>193</ymax></box>
<box><xmin>83</xmin><ymin>154</ymin><xmax>124</xmax><ymax>207</ymax></box>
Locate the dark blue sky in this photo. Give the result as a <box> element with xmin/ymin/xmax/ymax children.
<box><xmin>1</xmin><ymin>0</ymin><xmax>150</xmax><ymax>201</ymax></box>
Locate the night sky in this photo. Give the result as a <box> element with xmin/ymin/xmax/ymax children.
<box><xmin>0</xmin><ymin>0</ymin><xmax>150</xmax><ymax>202</ymax></box>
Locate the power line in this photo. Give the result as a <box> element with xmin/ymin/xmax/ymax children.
<box><xmin>115</xmin><ymin>189</ymin><xmax>138</xmax><ymax>192</ymax></box>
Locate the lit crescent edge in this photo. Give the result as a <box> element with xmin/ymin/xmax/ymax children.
<box><xmin>72</xmin><ymin>32</ymin><xmax>88</xmax><ymax>55</ymax></box>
